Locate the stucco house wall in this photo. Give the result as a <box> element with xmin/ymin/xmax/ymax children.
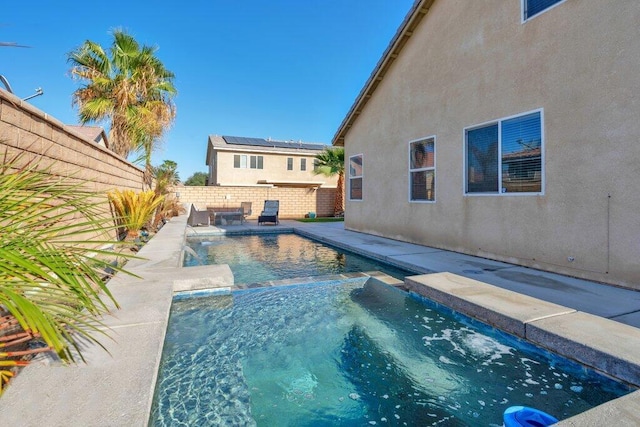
<box><xmin>207</xmin><ymin>135</ymin><xmax>339</xmax><ymax>188</ymax></box>
<box><xmin>212</xmin><ymin>150</ymin><xmax>332</xmax><ymax>186</ymax></box>
<box><xmin>337</xmin><ymin>0</ymin><xmax>640</xmax><ymax>288</ymax></box>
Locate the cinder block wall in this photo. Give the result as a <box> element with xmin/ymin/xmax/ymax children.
<box><xmin>0</xmin><ymin>90</ymin><xmax>144</xmax><ymax>191</ymax></box>
<box><xmin>173</xmin><ymin>185</ymin><xmax>339</xmax><ymax>219</ymax></box>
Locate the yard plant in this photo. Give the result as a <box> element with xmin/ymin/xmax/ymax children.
<box><xmin>0</xmin><ymin>154</ymin><xmax>136</xmax><ymax>395</ymax></box>
<box><xmin>108</xmin><ymin>189</ymin><xmax>165</xmax><ymax>239</ymax></box>
<box><xmin>68</xmin><ymin>30</ymin><xmax>177</xmax><ymax>185</ymax></box>
<box><xmin>314</xmin><ymin>147</ymin><xmax>345</xmax><ymax>216</ymax></box>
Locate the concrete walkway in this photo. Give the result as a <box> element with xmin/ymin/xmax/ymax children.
<box><xmin>288</xmin><ymin>221</ymin><xmax>640</xmax><ymax>328</ymax></box>
<box><xmin>1</xmin><ymin>216</ymin><xmax>640</xmax><ymax>426</ymax></box>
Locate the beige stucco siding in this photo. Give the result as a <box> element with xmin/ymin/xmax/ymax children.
<box><xmin>343</xmin><ymin>0</ymin><xmax>640</xmax><ymax>287</ymax></box>
<box><xmin>213</xmin><ymin>149</ymin><xmax>337</xmax><ymax>187</ymax></box>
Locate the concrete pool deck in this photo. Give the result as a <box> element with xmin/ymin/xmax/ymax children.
<box><xmin>1</xmin><ymin>215</ymin><xmax>640</xmax><ymax>426</ymax></box>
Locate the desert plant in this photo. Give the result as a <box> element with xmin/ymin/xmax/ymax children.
<box><xmin>108</xmin><ymin>189</ymin><xmax>165</xmax><ymax>239</ymax></box>
<box><xmin>314</xmin><ymin>147</ymin><xmax>345</xmax><ymax>216</ymax></box>
<box><xmin>0</xmin><ymin>153</ymin><xmax>137</xmax><ymax>394</ymax></box>
<box><xmin>155</xmin><ymin>194</ymin><xmax>185</xmax><ymax>226</ymax></box>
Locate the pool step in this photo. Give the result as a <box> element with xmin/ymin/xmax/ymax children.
<box><xmin>404</xmin><ymin>272</ymin><xmax>640</xmax><ymax>387</ymax></box>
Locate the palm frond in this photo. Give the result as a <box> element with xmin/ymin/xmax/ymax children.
<box><xmin>0</xmin><ymin>152</ymin><xmax>138</xmax><ymax>369</ymax></box>
<box><xmin>107</xmin><ymin>189</ymin><xmax>165</xmax><ymax>238</ymax></box>
<box><xmin>67</xmin><ymin>29</ymin><xmax>177</xmax><ymax>159</ymax></box>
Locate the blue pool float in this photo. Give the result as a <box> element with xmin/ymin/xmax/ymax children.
<box><xmin>503</xmin><ymin>406</ymin><xmax>559</xmax><ymax>427</ymax></box>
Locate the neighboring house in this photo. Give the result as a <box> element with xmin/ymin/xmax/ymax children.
<box><xmin>66</xmin><ymin>125</ymin><xmax>109</xmax><ymax>148</ymax></box>
<box><xmin>333</xmin><ymin>0</ymin><xmax>640</xmax><ymax>288</ymax></box>
<box><xmin>206</xmin><ymin>135</ymin><xmax>338</xmax><ymax>188</ymax></box>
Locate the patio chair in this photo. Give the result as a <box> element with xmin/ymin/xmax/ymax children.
<box><xmin>187</xmin><ymin>204</ymin><xmax>210</xmax><ymax>226</ymax></box>
<box><xmin>240</xmin><ymin>201</ymin><xmax>252</xmax><ymax>223</ymax></box>
<box><xmin>258</xmin><ymin>200</ymin><xmax>279</xmax><ymax>225</ymax></box>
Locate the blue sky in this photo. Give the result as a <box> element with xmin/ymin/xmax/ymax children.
<box><xmin>1</xmin><ymin>1</ymin><xmax>414</xmax><ymax>181</ymax></box>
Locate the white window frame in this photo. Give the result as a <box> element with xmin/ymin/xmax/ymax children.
<box><xmin>521</xmin><ymin>0</ymin><xmax>566</xmax><ymax>23</ymax></box>
<box><xmin>234</xmin><ymin>154</ymin><xmax>248</xmax><ymax>169</ymax></box>
<box><xmin>463</xmin><ymin>108</ymin><xmax>544</xmax><ymax>197</ymax></box>
<box><xmin>250</xmin><ymin>155</ymin><xmax>263</xmax><ymax>169</ymax></box>
<box><xmin>408</xmin><ymin>136</ymin><xmax>436</xmax><ymax>203</ymax></box>
<box><xmin>348</xmin><ymin>153</ymin><xmax>363</xmax><ymax>201</ymax></box>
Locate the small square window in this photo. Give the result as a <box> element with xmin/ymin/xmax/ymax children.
<box><xmin>249</xmin><ymin>155</ymin><xmax>263</xmax><ymax>169</ymax></box>
<box><xmin>234</xmin><ymin>154</ymin><xmax>247</xmax><ymax>169</ymax></box>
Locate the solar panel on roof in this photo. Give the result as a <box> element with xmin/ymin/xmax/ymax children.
<box><xmin>222</xmin><ymin>136</ymin><xmax>326</xmax><ymax>151</ymax></box>
<box><xmin>223</xmin><ymin>136</ymin><xmax>271</xmax><ymax>146</ymax></box>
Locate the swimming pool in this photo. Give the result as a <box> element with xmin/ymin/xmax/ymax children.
<box><xmin>150</xmin><ymin>276</ymin><xmax>632</xmax><ymax>426</ymax></box>
<box><xmin>183</xmin><ymin>233</ymin><xmax>415</xmax><ymax>283</ymax></box>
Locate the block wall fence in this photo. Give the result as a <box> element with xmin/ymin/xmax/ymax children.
<box><xmin>0</xmin><ymin>90</ymin><xmax>145</xmax><ymax>191</ymax></box>
<box><xmin>173</xmin><ymin>185</ymin><xmax>339</xmax><ymax>219</ymax></box>
<box><xmin>0</xmin><ymin>89</ymin><xmax>340</xmax><ymax>220</ymax></box>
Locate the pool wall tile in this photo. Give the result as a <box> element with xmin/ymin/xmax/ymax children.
<box><xmin>404</xmin><ymin>272</ymin><xmax>575</xmax><ymax>338</ymax></box>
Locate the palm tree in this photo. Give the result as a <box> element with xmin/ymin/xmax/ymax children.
<box><xmin>67</xmin><ymin>30</ymin><xmax>177</xmax><ymax>175</ymax></box>
<box><xmin>314</xmin><ymin>147</ymin><xmax>345</xmax><ymax>216</ymax></box>
<box><xmin>151</xmin><ymin>160</ymin><xmax>182</xmax><ymax>228</ymax></box>
<box><xmin>153</xmin><ymin>160</ymin><xmax>180</xmax><ymax>196</ymax></box>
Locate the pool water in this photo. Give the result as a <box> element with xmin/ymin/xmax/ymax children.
<box><xmin>183</xmin><ymin>233</ymin><xmax>414</xmax><ymax>283</ymax></box>
<box><xmin>150</xmin><ymin>278</ymin><xmax>632</xmax><ymax>426</ymax></box>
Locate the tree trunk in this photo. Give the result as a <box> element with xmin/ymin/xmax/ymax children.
<box><xmin>334</xmin><ymin>173</ymin><xmax>345</xmax><ymax>216</ymax></box>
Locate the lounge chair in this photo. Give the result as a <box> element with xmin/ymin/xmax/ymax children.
<box><xmin>240</xmin><ymin>201</ymin><xmax>252</xmax><ymax>224</ymax></box>
<box><xmin>258</xmin><ymin>200</ymin><xmax>279</xmax><ymax>225</ymax></box>
<box><xmin>187</xmin><ymin>204</ymin><xmax>210</xmax><ymax>226</ymax></box>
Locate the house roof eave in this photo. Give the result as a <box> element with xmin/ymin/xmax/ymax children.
<box><xmin>331</xmin><ymin>0</ymin><xmax>434</xmax><ymax>147</ymax></box>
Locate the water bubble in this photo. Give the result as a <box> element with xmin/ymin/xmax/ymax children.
<box><xmin>570</xmin><ymin>386</ymin><xmax>584</xmax><ymax>393</ymax></box>
<box><xmin>382</xmin><ymin>394</ymin><xmax>389</xmax><ymax>399</ymax></box>
<box><xmin>554</xmin><ymin>383</ymin><xmax>563</xmax><ymax>389</ymax></box>
<box><xmin>349</xmin><ymin>393</ymin><xmax>360</xmax><ymax>401</ymax></box>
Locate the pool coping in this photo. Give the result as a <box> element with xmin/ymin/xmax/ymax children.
<box><xmin>1</xmin><ymin>215</ymin><xmax>640</xmax><ymax>426</ymax></box>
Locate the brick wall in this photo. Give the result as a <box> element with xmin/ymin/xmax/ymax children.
<box><xmin>0</xmin><ymin>90</ymin><xmax>144</xmax><ymax>191</ymax></box>
<box><xmin>173</xmin><ymin>185</ymin><xmax>340</xmax><ymax>219</ymax></box>
<box><xmin>0</xmin><ymin>89</ymin><xmax>341</xmax><ymax>221</ymax></box>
